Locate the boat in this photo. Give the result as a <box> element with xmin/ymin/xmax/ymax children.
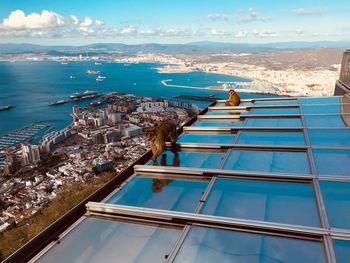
<box><xmin>96</xmin><ymin>76</ymin><xmax>106</xmax><ymax>82</ymax></box>
<box><xmin>69</xmin><ymin>76</ymin><xmax>76</xmax><ymax>79</ymax></box>
<box><xmin>48</xmin><ymin>100</ymin><xmax>66</xmax><ymax>106</ymax></box>
<box><xmin>0</xmin><ymin>105</ymin><xmax>15</xmax><ymax>111</ymax></box>
<box><xmin>86</xmin><ymin>70</ymin><xmax>101</xmax><ymax>75</ymax></box>
<box><xmin>94</xmin><ymin>62</ymin><xmax>102</xmax><ymax>65</ymax></box>
<box><xmin>70</xmin><ymin>90</ymin><xmax>99</xmax><ymax>100</ymax></box>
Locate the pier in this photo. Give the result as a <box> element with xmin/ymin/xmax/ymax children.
<box><xmin>161</xmin><ymin>79</ymin><xmax>207</xmax><ymax>90</ymax></box>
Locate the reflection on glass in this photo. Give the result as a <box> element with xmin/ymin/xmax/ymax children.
<box><xmin>302</xmin><ymin>105</ymin><xmax>341</xmax><ymax>114</ymax></box>
<box><xmin>304</xmin><ymin>115</ymin><xmax>348</xmax><ymax>127</ymax></box>
<box><xmin>194</xmin><ymin>121</ymin><xmax>244</xmax><ymax>127</ymax></box>
<box><xmin>334</xmin><ymin>239</ymin><xmax>350</xmax><ymax>263</ymax></box>
<box><xmin>245</xmin><ymin>118</ymin><xmax>302</xmax><ymax>127</ymax></box>
<box><xmin>320</xmin><ymin>181</ymin><xmax>350</xmax><ymax>229</ymax></box>
<box><xmin>205</xmin><ymin>111</ymin><xmax>240</xmax><ymax>115</ymax></box>
<box><xmin>308</xmin><ymin>129</ymin><xmax>350</xmax><ymax>147</ymax></box>
<box><xmin>174</xmin><ymin>226</ymin><xmax>325</xmax><ymax>263</ymax></box>
<box><xmin>299</xmin><ymin>97</ymin><xmax>341</xmax><ymax>104</ymax></box>
<box><xmin>178</xmin><ymin>134</ymin><xmax>235</xmax><ymax>144</ymax></box>
<box><xmin>241</xmin><ymin>107</ymin><xmax>300</xmax><ymax>115</ymax></box>
<box><xmin>201</xmin><ymin>178</ymin><xmax>319</xmax><ymax>227</ymax></box>
<box><xmin>236</xmin><ymin>131</ymin><xmax>305</xmax><ymax>146</ymax></box>
<box><xmin>148</xmin><ymin>151</ymin><xmax>226</xmax><ymax>169</ymax></box>
<box><xmin>313</xmin><ymin>149</ymin><xmax>350</xmax><ymax>177</ymax></box>
<box><xmin>106</xmin><ymin>176</ymin><xmax>207</xmax><ymax>213</ymax></box>
<box><xmin>37</xmin><ymin>217</ymin><xmax>181</xmax><ymax>263</ymax></box>
<box><xmin>254</xmin><ymin>100</ymin><xmax>298</xmax><ymax>106</ymax></box>
<box><xmin>223</xmin><ymin>149</ymin><xmax>310</xmax><ymax>174</ymax></box>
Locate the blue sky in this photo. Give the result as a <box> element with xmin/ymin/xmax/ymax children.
<box><xmin>0</xmin><ymin>0</ymin><xmax>349</xmax><ymax>45</ymax></box>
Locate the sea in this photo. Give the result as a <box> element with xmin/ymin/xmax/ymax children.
<box><xmin>0</xmin><ymin>60</ymin><xmax>276</xmax><ymax>135</ymax></box>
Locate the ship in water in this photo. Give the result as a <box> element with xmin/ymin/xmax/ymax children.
<box><xmin>86</xmin><ymin>70</ymin><xmax>101</xmax><ymax>75</ymax></box>
<box><xmin>70</xmin><ymin>90</ymin><xmax>99</xmax><ymax>100</ymax></box>
<box><xmin>48</xmin><ymin>100</ymin><xmax>66</xmax><ymax>106</ymax></box>
<box><xmin>96</xmin><ymin>75</ymin><xmax>106</xmax><ymax>82</ymax></box>
<box><xmin>0</xmin><ymin>105</ymin><xmax>15</xmax><ymax>111</ymax></box>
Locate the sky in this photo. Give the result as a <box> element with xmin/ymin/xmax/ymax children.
<box><xmin>0</xmin><ymin>0</ymin><xmax>349</xmax><ymax>45</ymax></box>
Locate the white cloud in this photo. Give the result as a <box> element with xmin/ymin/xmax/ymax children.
<box><xmin>2</xmin><ymin>10</ymin><xmax>66</xmax><ymax>30</ymax></box>
<box><xmin>235</xmin><ymin>30</ymin><xmax>249</xmax><ymax>38</ymax></box>
<box><xmin>208</xmin><ymin>14</ymin><xmax>232</xmax><ymax>22</ymax></box>
<box><xmin>252</xmin><ymin>29</ymin><xmax>278</xmax><ymax>38</ymax></box>
<box><xmin>70</xmin><ymin>15</ymin><xmax>80</xmax><ymax>25</ymax></box>
<box><xmin>80</xmin><ymin>17</ymin><xmax>93</xmax><ymax>27</ymax></box>
<box><xmin>210</xmin><ymin>29</ymin><xmax>231</xmax><ymax>36</ymax></box>
<box><xmin>119</xmin><ymin>25</ymin><xmax>137</xmax><ymax>35</ymax></box>
<box><xmin>293</xmin><ymin>8</ymin><xmax>329</xmax><ymax>16</ymax></box>
<box><xmin>95</xmin><ymin>20</ymin><xmax>103</xmax><ymax>26</ymax></box>
<box><xmin>236</xmin><ymin>8</ymin><xmax>269</xmax><ymax>23</ymax></box>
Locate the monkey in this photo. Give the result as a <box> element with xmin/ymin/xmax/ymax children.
<box><xmin>144</xmin><ymin>121</ymin><xmax>177</xmax><ymax>165</ymax></box>
<box><xmin>225</xmin><ymin>89</ymin><xmax>241</xmax><ymax>106</ymax></box>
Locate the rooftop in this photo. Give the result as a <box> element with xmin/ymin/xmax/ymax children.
<box><xmin>7</xmin><ymin>93</ymin><xmax>347</xmax><ymax>263</ymax></box>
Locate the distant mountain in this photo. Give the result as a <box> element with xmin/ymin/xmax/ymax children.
<box><xmin>0</xmin><ymin>40</ymin><xmax>349</xmax><ymax>55</ymax></box>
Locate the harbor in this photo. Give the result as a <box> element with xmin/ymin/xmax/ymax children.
<box><xmin>0</xmin><ymin>124</ymin><xmax>51</xmax><ymax>152</ymax></box>
<box><xmin>48</xmin><ymin>91</ymin><xmax>101</xmax><ymax>106</ymax></box>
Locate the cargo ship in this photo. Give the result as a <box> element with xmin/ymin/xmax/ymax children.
<box><xmin>48</xmin><ymin>100</ymin><xmax>66</xmax><ymax>106</ymax></box>
<box><xmin>0</xmin><ymin>105</ymin><xmax>15</xmax><ymax>111</ymax></box>
<box><xmin>70</xmin><ymin>90</ymin><xmax>99</xmax><ymax>100</ymax></box>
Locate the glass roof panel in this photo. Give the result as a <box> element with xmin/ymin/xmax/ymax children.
<box><xmin>201</xmin><ymin>178</ymin><xmax>320</xmax><ymax>227</ymax></box>
<box><xmin>36</xmin><ymin>217</ymin><xmax>181</xmax><ymax>263</ymax></box>
<box><xmin>147</xmin><ymin>151</ymin><xmax>226</xmax><ymax>169</ymax></box>
<box><xmin>106</xmin><ymin>176</ymin><xmax>207</xmax><ymax>213</ymax></box>
<box><xmin>333</xmin><ymin>239</ymin><xmax>350</xmax><ymax>263</ymax></box>
<box><xmin>236</xmin><ymin>131</ymin><xmax>305</xmax><ymax>146</ymax></box>
<box><xmin>223</xmin><ymin>149</ymin><xmax>310</xmax><ymax>174</ymax></box>
<box><xmin>244</xmin><ymin>118</ymin><xmax>302</xmax><ymax>127</ymax></box>
<box><xmin>241</xmin><ymin>108</ymin><xmax>300</xmax><ymax>115</ymax></box>
<box><xmin>308</xmin><ymin>129</ymin><xmax>350</xmax><ymax>147</ymax></box>
<box><xmin>173</xmin><ymin>226</ymin><xmax>325</xmax><ymax>263</ymax></box>
<box><xmin>194</xmin><ymin>121</ymin><xmax>244</xmax><ymax>127</ymax></box>
<box><xmin>299</xmin><ymin>97</ymin><xmax>341</xmax><ymax>105</ymax></box>
<box><xmin>302</xmin><ymin>105</ymin><xmax>343</xmax><ymax>114</ymax></box>
<box><xmin>254</xmin><ymin>100</ymin><xmax>299</xmax><ymax>106</ymax></box>
<box><xmin>313</xmin><ymin>149</ymin><xmax>350</xmax><ymax>177</ymax></box>
<box><xmin>320</xmin><ymin>181</ymin><xmax>350</xmax><ymax>230</ymax></box>
<box><xmin>205</xmin><ymin>111</ymin><xmax>240</xmax><ymax>115</ymax></box>
<box><xmin>304</xmin><ymin>115</ymin><xmax>350</xmax><ymax>128</ymax></box>
<box><xmin>178</xmin><ymin>134</ymin><xmax>235</xmax><ymax>144</ymax></box>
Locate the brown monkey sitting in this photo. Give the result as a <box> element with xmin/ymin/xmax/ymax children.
<box><xmin>144</xmin><ymin>121</ymin><xmax>177</xmax><ymax>164</ymax></box>
<box><xmin>225</xmin><ymin>89</ymin><xmax>240</xmax><ymax>106</ymax></box>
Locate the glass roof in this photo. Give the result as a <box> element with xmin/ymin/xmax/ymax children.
<box><xmin>31</xmin><ymin>94</ymin><xmax>350</xmax><ymax>263</ymax></box>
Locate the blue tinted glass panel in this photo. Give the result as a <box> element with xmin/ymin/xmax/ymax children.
<box><xmin>148</xmin><ymin>151</ymin><xmax>226</xmax><ymax>169</ymax></box>
<box><xmin>242</xmin><ymin>107</ymin><xmax>300</xmax><ymax>115</ymax></box>
<box><xmin>174</xmin><ymin>226</ymin><xmax>325</xmax><ymax>263</ymax></box>
<box><xmin>37</xmin><ymin>217</ymin><xmax>181</xmax><ymax>263</ymax></box>
<box><xmin>304</xmin><ymin>115</ymin><xmax>349</xmax><ymax>127</ymax></box>
<box><xmin>223</xmin><ymin>149</ymin><xmax>310</xmax><ymax>174</ymax></box>
<box><xmin>254</xmin><ymin>100</ymin><xmax>298</xmax><ymax>106</ymax></box>
<box><xmin>201</xmin><ymin>178</ymin><xmax>319</xmax><ymax>227</ymax></box>
<box><xmin>106</xmin><ymin>176</ymin><xmax>207</xmax><ymax>212</ymax></box>
<box><xmin>245</xmin><ymin>118</ymin><xmax>302</xmax><ymax>127</ymax></box>
<box><xmin>313</xmin><ymin>149</ymin><xmax>350</xmax><ymax>177</ymax></box>
<box><xmin>302</xmin><ymin>105</ymin><xmax>341</xmax><ymax>114</ymax></box>
<box><xmin>194</xmin><ymin>121</ymin><xmax>244</xmax><ymax>127</ymax></box>
<box><xmin>236</xmin><ymin>132</ymin><xmax>305</xmax><ymax>146</ymax></box>
<box><xmin>308</xmin><ymin>129</ymin><xmax>350</xmax><ymax>147</ymax></box>
<box><xmin>334</xmin><ymin>239</ymin><xmax>350</xmax><ymax>263</ymax></box>
<box><xmin>299</xmin><ymin>97</ymin><xmax>341</xmax><ymax>104</ymax></box>
<box><xmin>178</xmin><ymin>134</ymin><xmax>235</xmax><ymax>144</ymax></box>
<box><xmin>320</xmin><ymin>181</ymin><xmax>350</xmax><ymax>229</ymax></box>
<box><xmin>205</xmin><ymin>111</ymin><xmax>240</xmax><ymax>115</ymax></box>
